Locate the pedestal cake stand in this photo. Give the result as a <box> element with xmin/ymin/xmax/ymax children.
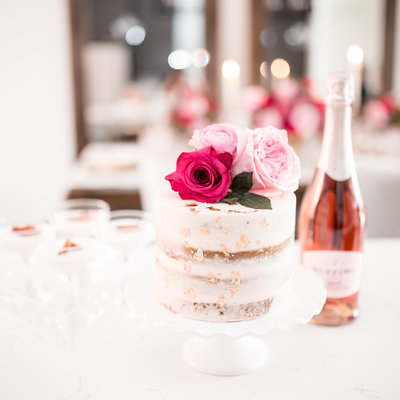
<box><xmin>126</xmin><ymin>249</ymin><xmax>326</xmax><ymax>376</ymax></box>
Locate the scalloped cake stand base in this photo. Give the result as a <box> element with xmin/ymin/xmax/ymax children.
<box><xmin>126</xmin><ymin>249</ymin><xmax>326</xmax><ymax>376</ymax></box>
<box><xmin>182</xmin><ymin>335</ymin><xmax>268</xmax><ymax>376</ymax></box>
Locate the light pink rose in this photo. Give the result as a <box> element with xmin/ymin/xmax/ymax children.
<box><xmin>189</xmin><ymin>123</ymin><xmax>247</xmax><ymax>156</ymax></box>
<box><xmin>232</xmin><ymin>126</ymin><xmax>301</xmax><ymax>196</ymax></box>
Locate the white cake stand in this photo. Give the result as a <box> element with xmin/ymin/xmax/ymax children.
<box><xmin>126</xmin><ymin>248</ymin><xmax>326</xmax><ymax>376</ymax></box>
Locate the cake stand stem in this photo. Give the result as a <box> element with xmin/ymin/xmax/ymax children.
<box><xmin>182</xmin><ymin>334</ymin><xmax>268</xmax><ymax>376</ymax></box>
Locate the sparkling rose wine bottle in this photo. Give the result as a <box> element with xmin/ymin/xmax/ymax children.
<box><xmin>298</xmin><ymin>72</ymin><xmax>367</xmax><ymax>326</ymax></box>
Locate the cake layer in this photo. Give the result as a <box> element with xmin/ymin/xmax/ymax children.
<box><xmin>155</xmin><ymin>184</ymin><xmax>296</xmax><ymax>253</ymax></box>
<box><xmin>155</xmin><ymin>246</ymin><xmax>293</xmax><ymax>305</ymax></box>
<box><xmin>155</xmin><ymin>241</ymin><xmax>293</xmax><ymax>281</ymax></box>
<box><xmin>156</xmin><ymin>278</ymin><xmax>292</xmax><ymax>322</ymax></box>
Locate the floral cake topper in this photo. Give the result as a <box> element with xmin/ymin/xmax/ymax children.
<box><xmin>166</xmin><ymin>123</ymin><xmax>300</xmax><ymax>209</ymax></box>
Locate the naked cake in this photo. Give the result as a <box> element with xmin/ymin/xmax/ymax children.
<box><xmin>155</xmin><ymin>123</ymin><xmax>301</xmax><ymax>322</ymax></box>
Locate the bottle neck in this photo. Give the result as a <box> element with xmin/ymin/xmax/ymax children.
<box><xmin>318</xmin><ymin>103</ymin><xmax>355</xmax><ymax>181</ymax></box>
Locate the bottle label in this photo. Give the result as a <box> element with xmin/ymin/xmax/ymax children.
<box><xmin>302</xmin><ymin>250</ymin><xmax>362</xmax><ymax>298</ymax></box>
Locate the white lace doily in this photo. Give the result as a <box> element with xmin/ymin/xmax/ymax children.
<box><xmin>126</xmin><ymin>248</ymin><xmax>326</xmax><ymax>338</ymax></box>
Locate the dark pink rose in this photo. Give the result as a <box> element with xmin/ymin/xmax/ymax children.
<box><xmin>166</xmin><ymin>146</ymin><xmax>232</xmax><ymax>202</ymax></box>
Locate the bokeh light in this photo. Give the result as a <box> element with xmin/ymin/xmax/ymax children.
<box><xmin>347</xmin><ymin>45</ymin><xmax>364</xmax><ymax>65</ymax></box>
<box><xmin>168</xmin><ymin>49</ymin><xmax>192</xmax><ymax>70</ymax></box>
<box><xmin>125</xmin><ymin>25</ymin><xmax>146</xmax><ymax>46</ymax></box>
<box><xmin>192</xmin><ymin>48</ymin><xmax>210</xmax><ymax>68</ymax></box>
<box><xmin>221</xmin><ymin>59</ymin><xmax>240</xmax><ymax>80</ymax></box>
<box><xmin>270</xmin><ymin>58</ymin><xmax>290</xmax><ymax>79</ymax></box>
<box><xmin>260</xmin><ymin>61</ymin><xmax>268</xmax><ymax>78</ymax></box>
<box><xmin>284</xmin><ymin>23</ymin><xmax>307</xmax><ymax>47</ymax></box>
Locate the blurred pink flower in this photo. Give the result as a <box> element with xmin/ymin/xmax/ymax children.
<box><xmin>273</xmin><ymin>78</ymin><xmax>300</xmax><ymax>104</ymax></box>
<box><xmin>242</xmin><ymin>86</ymin><xmax>267</xmax><ymax>113</ymax></box>
<box><xmin>171</xmin><ymin>82</ymin><xmax>217</xmax><ymax>131</ymax></box>
<box><xmin>188</xmin><ymin>118</ymin><xmax>209</xmax><ymax>131</ymax></box>
<box><xmin>288</xmin><ymin>102</ymin><xmax>322</xmax><ymax>138</ymax></box>
<box><xmin>364</xmin><ymin>99</ymin><xmax>392</xmax><ymax>130</ymax></box>
<box><xmin>254</xmin><ymin>107</ymin><xmax>284</xmax><ymax>129</ymax></box>
<box><xmin>175</xmin><ymin>92</ymin><xmax>209</xmax><ymax>119</ymax></box>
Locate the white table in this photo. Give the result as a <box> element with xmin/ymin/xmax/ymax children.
<box><xmin>0</xmin><ymin>239</ymin><xmax>399</xmax><ymax>400</ymax></box>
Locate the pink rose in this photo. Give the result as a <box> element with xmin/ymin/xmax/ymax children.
<box><xmin>166</xmin><ymin>146</ymin><xmax>232</xmax><ymax>202</ymax></box>
<box><xmin>189</xmin><ymin>123</ymin><xmax>245</xmax><ymax>155</ymax></box>
<box><xmin>232</xmin><ymin>126</ymin><xmax>300</xmax><ymax>196</ymax></box>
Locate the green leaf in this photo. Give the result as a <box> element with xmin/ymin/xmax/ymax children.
<box><xmin>220</xmin><ymin>196</ymin><xmax>239</xmax><ymax>205</ymax></box>
<box><xmin>238</xmin><ymin>193</ymin><xmax>272</xmax><ymax>210</ymax></box>
<box><xmin>231</xmin><ymin>172</ymin><xmax>253</xmax><ymax>195</ymax></box>
<box><xmin>220</xmin><ymin>188</ymin><xmax>240</xmax><ymax>204</ymax></box>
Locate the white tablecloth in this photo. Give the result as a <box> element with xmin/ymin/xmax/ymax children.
<box><xmin>0</xmin><ymin>239</ymin><xmax>399</xmax><ymax>399</ymax></box>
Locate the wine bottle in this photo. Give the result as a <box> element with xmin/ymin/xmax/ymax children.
<box><xmin>298</xmin><ymin>72</ymin><xmax>367</xmax><ymax>326</ymax></box>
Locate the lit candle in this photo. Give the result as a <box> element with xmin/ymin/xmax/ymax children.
<box><xmin>346</xmin><ymin>45</ymin><xmax>364</xmax><ymax>116</ymax></box>
<box><xmin>221</xmin><ymin>59</ymin><xmax>241</xmax><ymax>122</ymax></box>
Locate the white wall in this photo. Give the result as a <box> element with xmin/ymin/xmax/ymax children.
<box><xmin>392</xmin><ymin>1</ymin><xmax>400</xmax><ymax>97</ymax></box>
<box><xmin>172</xmin><ymin>0</ymin><xmax>206</xmax><ymax>84</ymax></box>
<box><xmin>0</xmin><ymin>0</ymin><xmax>75</xmax><ymax>218</ymax></box>
<box><xmin>308</xmin><ymin>0</ymin><xmax>385</xmax><ymax>96</ymax></box>
<box><xmin>217</xmin><ymin>0</ymin><xmax>252</xmax><ymax>87</ymax></box>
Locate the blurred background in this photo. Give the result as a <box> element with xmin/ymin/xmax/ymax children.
<box><xmin>1</xmin><ymin>0</ymin><xmax>399</xmax><ymax>237</ymax></box>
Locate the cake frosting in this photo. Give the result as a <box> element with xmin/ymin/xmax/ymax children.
<box><xmin>155</xmin><ymin>123</ymin><xmax>300</xmax><ymax>322</ymax></box>
<box><xmin>155</xmin><ymin>184</ymin><xmax>295</xmax><ymax>321</ymax></box>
